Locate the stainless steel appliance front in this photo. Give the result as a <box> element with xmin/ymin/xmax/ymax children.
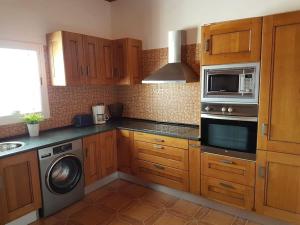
<box><xmin>201</xmin><ymin>63</ymin><xmax>260</xmax><ymax>104</ymax></box>
<box><xmin>38</xmin><ymin>139</ymin><xmax>84</xmax><ymax>217</ymax></box>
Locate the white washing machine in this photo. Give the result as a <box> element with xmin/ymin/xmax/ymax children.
<box><xmin>38</xmin><ymin>139</ymin><xmax>84</xmax><ymax>217</ymax></box>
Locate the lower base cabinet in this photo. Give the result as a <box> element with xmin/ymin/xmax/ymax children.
<box><xmin>201</xmin><ymin>176</ymin><xmax>254</xmax><ymax>210</ymax></box>
<box><xmin>117</xmin><ymin>129</ymin><xmax>134</xmax><ymax>174</ymax></box>
<box><xmin>83</xmin><ymin>130</ymin><xmax>117</xmax><ymax>186</ymax></box>
<box><xmin>0</xmin><ymin>151</ymin><xmax>41</xmax><ymax>224</ymax></box>
<box><xmin>133</xmin><ymin>159</ymin><xmax>189</xmax><ymax>191</ymax></box>
<box><xmin>256</xmin><ymin>150</ymin><xmax>300</xmax><ymax>225</ymax></box>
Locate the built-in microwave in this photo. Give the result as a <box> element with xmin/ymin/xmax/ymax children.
<box><xmin>201</xmin><ymin>63</ymin><xmax>260</xmax><ymax>104</ymax></box>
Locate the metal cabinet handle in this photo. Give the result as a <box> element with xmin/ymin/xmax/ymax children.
<box><xmin>189</xmin><ymin>144</ymin><xmax>201</xmax><ymax>148</ymax></box>
<box><xmin>154</xmin><ymin>164</ymin><xmax>165</xmax><ymax>170</ymax></box>
<box><xmin>220</xmin><ymin>159</ymin><xmax>235</xmax><ymax>165</ymax></box>
<box><xmin>261</xmin><ymin>123</ymin><xmax>268</xmax><ymax>136</ymax></box>
<box><xmin>258</xmin><ymin>165</ymin><xmax>265</xmax><ymax>178</ymax></box>
<box><xmin>154</xmin><ymin>144</ymin><xmax>164</xmax><ymax>149</ymax></box>
<box><xmin>219</xmin><ymin>182</ymin><xmax>235</xmax><ymax>189</ymax></box>
<box><xmin>205</xmin><ymin>39</ymin><xmax>211</xmax><ymax>52</ymax></box>
<box><xmin>153</xmin><ymin>139</ymin><xmax>164</xmax><ymax>143</ymax></box>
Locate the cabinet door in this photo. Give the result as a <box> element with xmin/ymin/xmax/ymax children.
<box><xmin>117</xmin><ymin>129</ymin><xmax>134</xmax><ymax>174</ymax></box>
<box><xmin>100</xmin><ymin>39</ymin><xmax>114</xmax><ymax>84</ymax></box>
<box><xmin>257</xmin><ymin>11</ymin><xmax>300</xmax><ymax>154</ymax></box>
<box><xmin>188</xmin><ymin>141</ymin><xmax>201</xmax><ymax>195</ymax></box>
<box><xmin>84</xmin><ymin>35</ymin><xmax>101</xmax><ymax>85</ymax></box>
<box><xmin>256</xmin><ymin>150</ymin><xmax>300</xmax><ymax>224</ymax></box>
<box><xmin>113</xmin><ymin>39</ymin><xmax>127</xmax><ymax>83</ymax></box>
<box><xmin>62</xmin><ymin>31</ymin><xmax>85</xmax><ymax>85</ymax></box>
<box><xmin>83</xmin><ymin>134</ymin><xmax>101</xmax><ymax>186</ymax></box>
<box><xmin>127</xmin><ymin>39</ymin><xmax>142</xmax><ymax>84</ymax></box>
<box><xmin>100</xmin><ymin>130</ymin><xmax>117</xmax><ymax>177</ymax></box>
<box><xmin>201</xmin><ymin>17</ymin><xmax>262</xmax><ymax>65</ymax></box>
<box><xmin>0</xmin><ymin>151</ymin><xmax>41</xmax><ymax>223</ymax></box>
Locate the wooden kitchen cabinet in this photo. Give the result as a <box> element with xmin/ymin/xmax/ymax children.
<box><xmin>257</xmin><ymin>11</ymin><xmax>300</xmax><ymax>155</ymax></box>
<box><xmin>48</xmin><ymin>31</ymin><xmax>102</xmax><ymax>86</ymax></box>
<box><xmin>100</xmin><ymin>39</ymin><xmax>115</xmax><ymax>84</ymax></box>
<box><xmin>48</xmin><ymin>31</ymin><xmax>142</xmax><ymax>86</ymax></box>
<box><xmin>99</xmin><ymin>130</ymin><xmax>118</xmax><ymax>177</ymax></box>
<box><xmin>113</xmin><ymin>38</ymin><xmax>143</xmax><ymax>85</ymax></box>
<box><xmin>117</xmin><ymin>129</ymin><xmax>134</xmax><ymax>174</ymax></box>
<box><xmin>83</xmin><ymin>134</ymin><xmax>101</xmax><ymax>186</ymax></box>
<box><xmin>0</xmin><ymin>151</ymin><xmax>41</xmax><ymax>224</ymax></box>
<box><xmin>188</xmin><ymin>141</ymin><xmax>201</xmax><ymax>195</ymax></box>
<box><xmin>256</xmin><ymin>150</ymin><xmax>300</xmax><ymax>224</ymax></box>
<box><xmin>201</xmin><ymin>17</ymin><xmax>262</xmax><ymax>65</ymax></box>
<box><xmin>83</xmin><ymin>130</ymin><xmax>117</xmax><ymax>186</ymax></box>
<box><xmin>84</xmin><ymin>35</ymin><xmax>102</xmax><ymax>85</ymax></box>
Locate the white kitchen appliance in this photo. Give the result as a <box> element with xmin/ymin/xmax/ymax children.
<box><xmin>92</xmin><ymin>104</ymin><xmax>109</xmax><ymax>124</ymax></box>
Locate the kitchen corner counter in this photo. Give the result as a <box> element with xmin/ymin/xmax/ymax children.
<box><xmin>0</xmin><ymin>119</ymin><xmax>200</xmax><ymax>158</ymax></box>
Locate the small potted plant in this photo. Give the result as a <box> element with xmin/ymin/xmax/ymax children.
<box><xmin>23</xmin><ymin>113</ymin><xmax>44</xmax><ymax>137</ymax></box>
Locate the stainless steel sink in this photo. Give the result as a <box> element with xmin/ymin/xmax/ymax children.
<box><xmin>0</xmin><ymin>142</ymin><xmax>25</xmax><ymax>152</ymax></box>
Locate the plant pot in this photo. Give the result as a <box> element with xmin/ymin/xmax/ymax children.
<box><xmin>27</xmin><ymin>123</ymin><xmax>40</xmax><ymax>137</ymax></box>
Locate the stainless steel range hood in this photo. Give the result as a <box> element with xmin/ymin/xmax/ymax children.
<box><xmin>142</xmin><ymin>30</ymin><xmax>198</xmax><ymax>84</ymax></box>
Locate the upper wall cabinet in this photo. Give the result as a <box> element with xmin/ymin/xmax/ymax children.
<box><xmin>201</xmin><ymin>17</ymin><xmax>262</xmax><ymax>65</ymax></box>
<box><xmin>47</xmin><ymin>31</ymin><xmax>142</xmax><ymax>86</ymax></box>
<box><xmin>113</xmin><ymin>38</ymin><xmax>143</xmax><ymax>85</ymax></box>
<box><xmin>257</xmin><ymin>11</ymin><xmax>300</xmax><ymax>154</ymax></box>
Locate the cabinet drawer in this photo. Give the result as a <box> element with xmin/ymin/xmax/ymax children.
<box><xmin>133</xmin><ymin>160</ymin><xmax>189</xmax><ymax>191</ymax></box>
<box><xmin>134</xmin><ymin>132</ymin><xmax>188</xmax><ymax>149</ymax></box>
<box><xmin>201</xmin><ymin>176</ymin><xmax>254</xmax><ymax>210</ymax></box>
<box><xmin>134</xmin><ymin>141</ymin><xmax>188</xmax><ymax>170</ymax></box>
<box><xmin>201</xmin><ymin>153</ymin><xmax>255</xmax><ymax>186</ymax></box>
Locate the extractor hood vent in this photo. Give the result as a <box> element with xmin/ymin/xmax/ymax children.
<box><xmin>142</xmin><ymin>30</ymin><xmax>198</xmax><ymax>84</ymax></box>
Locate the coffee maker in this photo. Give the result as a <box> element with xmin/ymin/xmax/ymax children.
<box><xmin>92</xmin><ymin>104</ymin><xmax>109</xmax><ymax>124</ymax></box>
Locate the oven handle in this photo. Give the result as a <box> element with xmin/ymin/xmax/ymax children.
<box><xmin>201</xmin><ymin>114</ymin><xmax>258</xmax><ymax>122</ymax></box>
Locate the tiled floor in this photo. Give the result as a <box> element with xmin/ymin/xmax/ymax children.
<box><xmin>31</xmin><ymin>179</ymin><xmax>261</xmax><ymax>225</ymax></box>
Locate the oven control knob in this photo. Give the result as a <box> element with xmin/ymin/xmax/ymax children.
<box><xmin>204</xmin><ymin>106</ymin><xmax>210</xmax><ymax>112</ymax></box>
<box><xmin>228</xmin><ymin>107</ymin><xmax>233</xmax><ymax>113</ymax></box>
<box><xmin>221</xmin><ymin>107</ymin><xmax>227</xmax><ymax>112</ymax></box>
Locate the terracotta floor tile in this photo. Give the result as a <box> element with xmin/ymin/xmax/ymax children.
<box><xmin>152</xmin><ymin>212</ymin><xmax>190</xmax><ymax>225</ymax></box>
<box><xmin>67</xmin><ymin>206</ymin><xmax>114</xmax><ymax>225</ymax></box>
<box><xmin>29</xmin><ymin>216</ymin><xmax>65</xmax><ymax>225</ymax></box>
<box><xmin>54</xmin><ymin>200</ymin><xmax>90</xmax><ymax>219</ymax></box>
<box><xmin>107</xmin><ymin>217</ymin><xmax>132</xmax><ymax>225</ymax></box>
<box><xmin>97</xmin><ymin>192</ymin><xmax>133</xmax><ymax>211</ymax></box>
<box><xmin>142</xmin><ymin>190</ymin><xmax>178</xmax><ymax>208</ymax></box>
<box><xmin>233</xmin><ymin>218</ymin><xmax>248</xmax><ymax>225</ymax></box>
<box><xmin>83</xmin><ymin>188</ymin><xmax>112</xmax><ymax>204</ymax></box>
<box><xmin>198</xmin><ymin>209</ymin><xmax>236</xmax><ymax>225</ymax></box>
<box><xmin>167</xmin><ymin>199</ymin><xmax>202</xmax><ymax>219</ymax></box>
<box><xmin>29</xmin><ymin>179</ymin><xmax>263</xmax><ymax>225</ymax></box>
<box><xmin>105</xmin><ymin>179</ymin><xmax>132</xmax><ymax>192</ymax></box>
<box><xmin>120</xmin><ymin>183</ymin><xmax>150</xmax><ymax>199</ymax></box>
<box><xmin>246</xmin><ymin>222</ymin><xmax>262</xmax><ymax>225</ymax></box>
<box><xmin>119</xmin><ymin>200</ymin><xmax>163</xmax><ymax>225</ymax></box>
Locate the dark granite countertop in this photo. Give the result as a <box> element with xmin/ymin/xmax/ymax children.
<box><xmin>0</xmin><ymin>118</ymin><xmax>200</xmax><ymax>158</ymax></box>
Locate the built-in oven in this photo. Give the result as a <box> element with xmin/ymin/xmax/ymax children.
<box><xmin>201</xmin><ymin>103</ymin><xmax>258</xmax><ymax>159</ymax></box>
<box><xmin>201</xmin><ymin>63</ymin><xmax>260</xmax><ymax>104</ymax></box>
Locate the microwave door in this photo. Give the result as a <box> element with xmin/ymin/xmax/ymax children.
<box><xmin>207</xmin><ymin>74</ymin><xmax>239</xmax><ymax>94</ymax></box>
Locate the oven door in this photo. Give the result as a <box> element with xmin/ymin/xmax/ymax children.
<box><xmin>201</xmin><ymin>117</ymin><xmax>257</xmax><ymax>154</ymax></box>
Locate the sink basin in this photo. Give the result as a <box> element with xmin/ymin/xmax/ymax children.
<box><xmin>0</xmin><ymin>142</ymin><xmax>25</xmax><ymax>152</ymax></box>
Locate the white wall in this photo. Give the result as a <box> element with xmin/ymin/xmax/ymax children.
<box><xmin>0</xmin><ymin>0</ymin><xmax>112</xmax><ymax>45</ymax></box>
<box><xmin>111</xmin><ymin>0</ymin><xmax>300</xmax><ymax>49</ymax></box>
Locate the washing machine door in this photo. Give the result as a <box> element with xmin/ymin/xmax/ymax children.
<box><xmin>46</xmin><ymin>154</ymin><xmax>82</xmax><ymax>194</ymax></box>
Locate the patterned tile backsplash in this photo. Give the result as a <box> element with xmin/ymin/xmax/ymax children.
<box><xmin>0</xmin><ymin>44</ymin><xmax>200</xmax><ymax>139</ymax></box>
<box><xmin>117</xmin><ymin>44</ymin><xmax>201</xmax><ymax>125</ymax></box>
